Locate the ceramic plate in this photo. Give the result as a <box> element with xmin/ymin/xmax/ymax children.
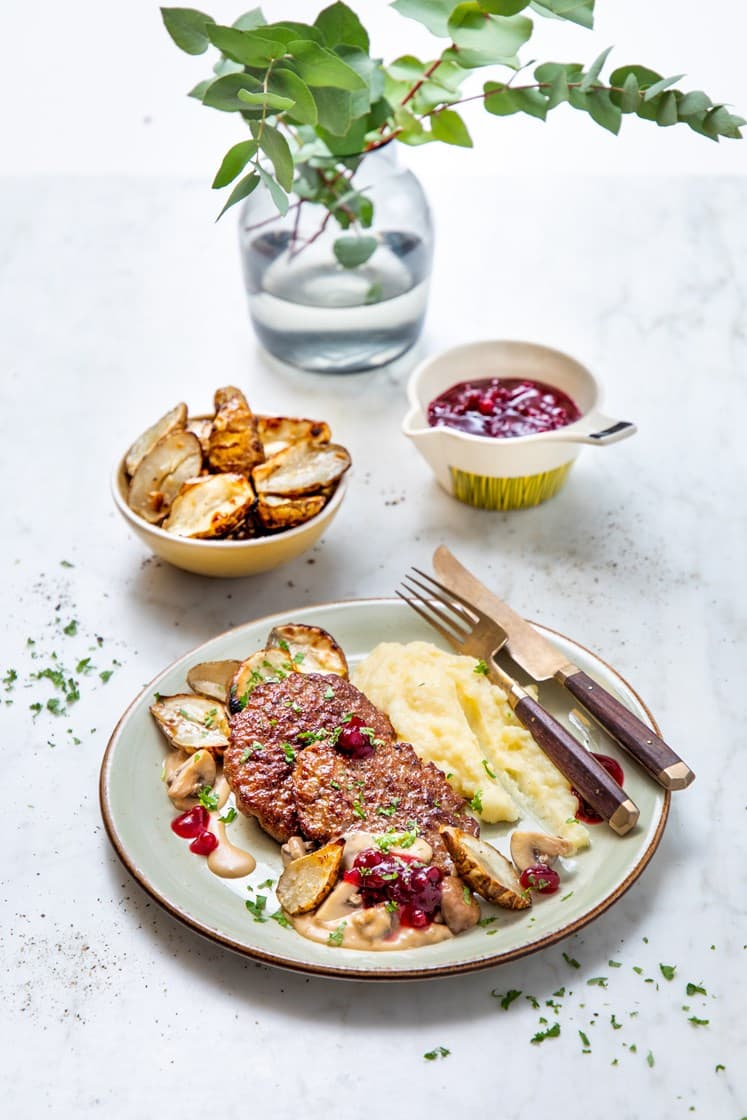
<box><xmin>100</xmin><ymin>600</ymin><xmax>669</xmax><ymax>981</ymax></box>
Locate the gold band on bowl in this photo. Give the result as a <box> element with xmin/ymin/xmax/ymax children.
<box><xmin>449</xmin><ymin>462</ymin><xmax>574</xmax><ymax>510</ymax></box>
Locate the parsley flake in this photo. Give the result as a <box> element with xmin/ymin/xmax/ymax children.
<box><xmin>491</xmin><ymin>989</ymin><xmax>521</xmax><ymax>1010</ymax></box>
<box><xmin>587</xmin><ymin>977</ymin><xmax>608</xmax><ymax>988</ymax></box>
<box><xmin>219</xmin><ymin>807</ymin><xmax>237</xmax><ymax>824</ymax></box>
<box><xmin>327</xmin><ymin>923</ymin><xmax>346</xmax><ymax>946</ymax></box>
<box><xmin>198</xmin><ymin>786</ymin><xmax>219</xmax><ymax>811</ymax></box>
<box><xmin>282</xmin><ymin>743</ymin><xmax>296</xmax><ymax>764</ymax></box>
<box><xmin>423</xmin><ymin>1046</ymin><xmax>450</xmax><ymax>1061</ymax></box>
<box><xmin>473</xmin><ymin>659</ymin><xmax>489</xmax><ymax>675</ymax></box>
<box><xmin>245</xmin><ymin>894</ymin><xmax>268</xmax><ymax>922</ymax></box>
<box><xmin>579</xmin><ymin>1030</ymin><xmax>591</xmax><ymax>1049</ymax></box>
<box><xmin>481</xmin><ymin>759</ymin><xmax>497</xmax><ymax>779</ymax></box>
<box><xmin>99</xmin><ymin>669</ymin><xmax>113</xmax><ymax>684</ymax></box>
<box><xmin>686</xmin><ymin>982</ymin><xmax>707</xmax><ymax>996</ymax></box>
<box><xmin>531</xmin><ymin>1023</ymin><xmax>560</xmax><ymax>1044</ymax></box>
<box><xmin>270</xmin><ymin>910</ymin><xmax>292</xmax><ymax>929</ymax></box>
<box><xmin>324</xmin><ymin>685</ymin><xmax>335</xmax><ymax>700</ymax></box>
<box><xmin>659</xmin><ymin>963</ymin><xmax>676</xmax><ymax>981</ymax></box>
<box><xmin>63</xmin><ymin>620</ymin><xmax>78</xmax><ymax>636</ymax></box>
<box><xmin>688</xmin><ymin>1017</ymin><xmax>709</xmax><ymax>1027</ymax></box>
<box><xmin>646</xmin><ymin>1051</ymin><xmax>655</xmax><ymax>1068</ymax></box>
<box><xmin>563</xmin><ymin>952</ymin><xmax>581</xmax><ymax>969</ymax></box>
<box><xmin>468</xmin><ymin>790</ymin><xmax>483</xmax><ymax>813</ymax></box>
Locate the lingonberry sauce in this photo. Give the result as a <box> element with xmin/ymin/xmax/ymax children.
<box><xmin>519</xmin><ymin>864</ymin><xmax>561</xmax><ymax>895</ymax></box>
<box><xmin>189</xmin><ymin>830</ymin><xmax>219</xmax><ymax>856</ymax></box>
<box><xmin>335</xmin><ymin>715</ymin><xmax>376</xmax><ymax>760</ymax></box>
<box><xmin>171</xmin><ymin>805</ymin><xmax>210</xmax><ymax>838</ymax></box>
<box><xmin>343</xmin><ymin>847</ymin><xmax>444</xmax><ymax>926</ymax></box>
<box><xmin>574</xmin><ymin>753</ymin><xmax>625</xmax><ymax>824</ymax></box>
<box><xmin>427</xmin><ymin>377</ymin><xmax>581</xmax><ymax>439</ymax></box>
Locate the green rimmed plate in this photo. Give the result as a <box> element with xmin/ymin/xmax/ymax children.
<box><xmin>99</xmin><ymin>599</ymin><xmax>669</xmax><ymax>981</ymax></box>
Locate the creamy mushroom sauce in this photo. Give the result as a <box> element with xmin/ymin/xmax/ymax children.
<box><xmin>163</xmin><ymin>752</ymin><xmax>256</xmax><ymax>878</ymax></box>
<box><xmin>291</xmin><ymin>831</ymin><xmax>454</xmax><ymax>952</ymax></box>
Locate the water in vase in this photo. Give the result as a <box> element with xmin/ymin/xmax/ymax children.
<box><xmin>243</xmin><ymin>230</ymin><xmax>430</xmax><ymax>373</ymax></box>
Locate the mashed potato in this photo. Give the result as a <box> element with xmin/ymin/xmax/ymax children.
<box><xmin>353</xmin><ymin>641</ymin><xmax>588</xmax><ymax>852</ymax></box>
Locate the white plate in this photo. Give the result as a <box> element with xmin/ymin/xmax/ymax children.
<box><xmin>100</xmin><ymin>600</ymin><xmax>669</xmax><ymax>981</ymax></box>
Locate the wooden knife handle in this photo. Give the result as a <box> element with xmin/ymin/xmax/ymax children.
<box><xmin>561</xmin><ymin>670</ymin><xmax>694</xmax><ymax>791</ymax></box>
<box><xmin>514</xmin><ymin>695</ymin><xmax>639</xmax><ymax>836</ymax></box>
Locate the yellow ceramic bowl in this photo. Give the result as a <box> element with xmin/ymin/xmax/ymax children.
<box><xmin>111</xmin><ymin>459</ymin><xmax>348</xmax><ymax>578</ymax></box>
<box><xmin>403</xmin><ymin>340</ymin><xmax>636</xmax><ymax>510</ymax></box>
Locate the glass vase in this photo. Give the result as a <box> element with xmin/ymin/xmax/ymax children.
<box><xmin>238</xmin><ymin>148</ymin><xmax>433</xmax><ymax>373</ymax></box>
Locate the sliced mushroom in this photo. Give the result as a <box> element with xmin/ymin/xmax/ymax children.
<box><xmin>440</xmin><ymin>827</ymin><xmax>531</xmax><ymax>911</ymax></box>
<box><xmin>166</xmin><ymin>749</ymin><xmax>217</xmax><ymax>810</ymax></box>
<box><xmin>128</xmin><ymin>430</ymin><xmax>203</xmax><ymax>524</ymax></box>
<box><xmin>187</xmin><ymin>660</ymin><xmax>241</xmax><ymax>703</ymax></box>
<box><xmin>162</xmin><ymin>472</ymin><xmax>256</xmax><ymax>539</ymax></box>
<box><xmin>125</xmin><ymin>402</ymin><xmax>187</xmax><ymax>477</ymax></box>
<box><xmin>150</xmin><ymin>694</ymin><xmax>230</xmax><ymax>752</ymax></box>
<box><xmin>228</xmin><ymin>648</ymin><xmax>298</xmax><ymax>713</ymax></box>
<box><xmin>257</xmin><ymin>416</ymin><xmax>331</xmax><ymax>459</ymax></box>
<box><xmin>350</xmin><ymin>905</ymin><xmax>394</xmax><ymax>943</ymax></box>
<box><xmin>266</xmin><ymin>623</ymin><xmax>349</xmax><ymax>677</ymax></box>
<box><xmin>281</xmin><ymin>836</ymin><xmax>314</xmax><ymax>867</ymax></box>
<box><xmin>439</xmin><ymin>875</ymin><xmax>481</xmax><ymax>934</ymax></box>
<box><xmin>255</xmin><ymin>493</ymin><xmax>326</xmax><ymax>532</ymax></box>
<box><xmin>252</xmin><ymin>439</ymin><xmax>351</xmax><ymax>497</ymax></box>
<box><xmin>207</xmin><ymin>385</ymin><xmax>265</xmax><ymax>477</ymax></box>
<box><xmin>276</xmin><ymin>838</ymin><xmax>344</xmax><ymax>916</ymax></box>
<box><xmin>510</xmin><ymin>831</ymin><xmax>573</xmax><ymax>873</ymax></box>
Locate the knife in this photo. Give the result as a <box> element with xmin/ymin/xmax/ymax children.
<box><xmin>433</xmin><ymin>546</ymin><xmax>694</xmax><ymax>791</ymax></box>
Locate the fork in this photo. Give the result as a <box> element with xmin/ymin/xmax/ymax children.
<box><xmin>397</xmin><ymin>568</ymin><xmax>640</xmax><ymax>837</ymax></box>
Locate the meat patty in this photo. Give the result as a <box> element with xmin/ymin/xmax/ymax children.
<box><xmin>224</xmin><ymin>673</ymin><xmax>394</xmax><ymax>842</ymax></box>
<box><xmin>292</xmin><ymin>738</ymin><xmax>479</xmax><ymax>867</ymax></box>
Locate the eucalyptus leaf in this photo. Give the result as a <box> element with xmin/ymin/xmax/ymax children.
<box><xmin>206</xmin><ymin>25</ymin><xmax>287</xmax><ymax>66</ymax></box>
<box><xmin>161</xmin><ymin>7</ymin><xmax>215</xmax><ymax>55</ymax></box>
<box><xmin>578</xmin><ymin>45</ymin><xmax>613</xmax><ymax>92</ymax></box>
<box><xmin>313</xmin><ymin>87</ymin><xmax>354</xmax><ymax>134</ymax></box>
<box><xmin>609</xmin><ymin>65</ymin><xmax>662</xmax><ymax>91</ymax></box>
<box><xmin>212</xmin><ymin>139</ymin><xmax>258</xmax><ymax>188</ymax></box>
<box><xmin>333</xmin><ymin>235</ymin><xmax>377</xmax><ymax>267</ymax></box>
<box><xmin>430</xmin><ymin>108</ymin><xmax>473</xmax><ymax>145</ymax></box>
<box><xmin>202</xmin><ymin>72</ymin><xmax>263</xmax><ymax>111</ymax></box>
<box><xmin>585</xmin><ymin>87</ymin><xmax>620</xmax><ymax>133</ymax></box>
<box><xmin>620</xmin><ymin>72</ymin><xmax>640</xmax><ymax>113</ymax></box>
<box><xmin>259</xmin><ymin>167</ymin><xmax>290</xmax><ymax>215</ymax></box>
<box><xmin>390</xmin><ymin>0</ymin><xmax>455</xmax><ymax>38</ymax></box>
<box><xmin>232</xmin><ymin>8</ymin><xmax>266</xmax><ymax>30</ymax></box>
<box><xmin>257</xmin><ymin>123</ymin><xmax>295</xmax><ymax>190</ymax></box>
<box><xmin>655</xmin><ymin>90</ymin><xmax>678</xmax><ymax>126</ymax></box>
<box><xmin>677</xmin><ymin>91</ymin><xmax>711</xmax><ymax>118</ymax></box>
<box><xmin>447</xmin><ymin>4</ymin><xmax>533</xmax><ymax>65</ymax></box>
<box><xmin>188</xmin><ymin>78</ymin><xmax>213</xmax><ymax>100</ymax></box>
<box><xmin>289</xmin><ymin>40</ymin><xmax>367</xmax><ymax>89</ymax></box>
<box><xmin>643</xmin><ymin>74</ymin><xmax>685</xmax><ymax>102</ymax></box>
<box><xmin>546</xmin><ymin>70</ymin><xmax>569</xmax><ymax>109</ymax></box>
<box><xmin>269</xmin><ymin>69</ymin><xmax>318</xmax><ymax>125</ymax></box>
<box><xmin>481</xmin><ymin>0</ymin><xmax>530</xmax><ymax>13</ymax></box>
<box><xmin>237</xmin><ymin>89</ymin><xmax>296</xmax><ymax>110</ymax></box>
<box><xmin>315</xmin><ymin>2</ymin><xmax>370</xmax><ymax>51</ymax></box>
<box><xmin>483</xmin><ymin>82</ymin><xmax>520</xmax><ymax>116</ymax></box>
<box><xmin>216</xmin><ymin>170</ymin><xmax>260</xmax><ymax>219</ymax></box>
<box><xmin>530</xmin><ymin>0</ymin><xmax>594</xmax><ymax>30</ymax></box>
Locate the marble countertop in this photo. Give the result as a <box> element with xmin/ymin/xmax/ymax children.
<box><xmin>1</xmin><ymin>174</ymin><xmax>745</xmax><ymax>1118</ymax></box>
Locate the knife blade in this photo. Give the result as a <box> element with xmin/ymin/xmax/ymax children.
<box><xmin>432</xmin><ymin>546</ymin><xmax>694</xmax><ymax>792</ymax></box>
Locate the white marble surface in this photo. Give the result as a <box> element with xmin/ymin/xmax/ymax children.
<box><xmin>1</xmin><ymin>175</ymin><xmax>745</xmax><ymax>1118</ymax></box>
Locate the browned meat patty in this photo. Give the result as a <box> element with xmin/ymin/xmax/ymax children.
<box><xmin>292</xmin><ymin>738</ymin><xmax>479</xmax><ymax>867</ymax></box>
<box><xmin>224</xmin><ymin>673</ymin><xmax>395</xmax><ymax>842</ymax></box>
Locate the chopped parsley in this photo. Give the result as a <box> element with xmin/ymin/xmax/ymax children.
<box><xmin>374</xmin><ymin>826</ymin><xmax>419</xmax><ymax>852</ymax></box>
<box><xmin>560</xmin><ymin>891</ymin><xmax>574</xmax><ymax>902</ymax></box>
<box><xmin>297</xmin><ymin>729</ymin><xmax>329</xmax><ymax>744</ymax></box>
<box><xmin>99</xmin><ymin>670</ymin><xmax>113</xmax><ymax>684</ymax></box>
<box><xmin>219</xmin><ymin>807</ymin><xmax>237</xmax><ymax>824</ymax></box>
<box><xmin>553</xmin><ymin>988</ymin><xmax>565</xmax><ymax>998</ymax></box>
<box><xmin>477</xmin><ymin>916</ymin><xmax>497</xmax><ymax>928</ymax></box>
<box><xmin>245</xmin><ymin>894</ymin><xmax>268</xmax><ymax>922</ymax></box>
<box><xmin>587</xmin><ymin>977</ymin><xmax>607</xmax><ymax>988</ymax></box>
<box><xmin>610</xmin><ymin>1014</ymin><xmax>622</xmax><ymax>1030</ymax></box>
<box><xmin>462</xmin><ymin>884</ymin><xmax>472</xmax><ymax>904</ymax></box>
<box><xmin>468</xmin><ymin>790</ymin><xmax>483</xmax><ymax>813</ymax></box>
<box><xmin>563</xmin><ymin>952</ymin><xmax>581</xmax><ymax>969</ymax></box>
<box><xmin>270</xmin><ymin>910</ymin><xmax>292</xmax><ymax>929</ymax></box>
<box><xmin>473</xmin><ymin>660</ymin><xmax>489</xmax><ymax>675</ymax></box>
<box><xmin>63</xmin><ymin>620</ymin><xmax>78</xmax><ymax>636</ymax></box>
<box><xmin>423</xmin><ymin>1046</ymin><xmax>450</xmax><ymax>1061</ymax></box>
<box><xmin>240</xmin><ymin>742</ymin><xmax>263</xmax><ymax>762</ymax></box>
<box><xmin>481</xmin><ymin>759</ymin><xmax>497</xmax><ymax>779</ymax></box>
<box><xmin>688</xmin><ymin>1017</ymin><xmax>709</xmax><ymax>1027</ymax></box>
<box><xmin>526</xmin><ymin>995</ymin><xmax>540</xmax><ymax>1009</ymax></box>
<box><xmin>203</xmin><ymin>708</ymin><xmax>219</xmax><ymax>728</ymax></box>
<box><xmin>646</xmin><ymin>1051</ymin><xmax>655</xmax><ymax>1068</ymax></box>
<box><xmin>281</xmin><ymin>742</ymin><xmax>296</xmax><ymax>764</ymax></box>
<box><xmin>715</xmin><ymin>1064</ymin><xmax>725</xmax><ymax>1073</ymax></box>
<box><xmin>659</xmin><ymin>963</ymin><xmax>676</xmax><ymax>981</ymax></box>
<box><xmin>292</xmin><ymin>652</ymin><xmax>305</xmax><ymax>664</ymax></box>
<box><xmin>376</xmin><ymin>799</ymin><xmax>400</xmax><ymax>818</ymax></box>
<box><xmin>277</xmin><ymin>639</ymin><xmax>291</xmax><ymax>653</ymax></box>
<box><xmin>686</xmin><ymin>982</ymin><xmax>707</xmax><ymax>996</ymax></box>
<box><xmin>198</xmin><ymin>786</ymin><xmax>219</xmax><ymax>811</ymax></box>
<box><xmin>76</xmin><ymin>658</ymin><xmax>92</xmax><ymax>674</ymax></box>
<box><xmin>608</xmin><ymin>959</ymin><xmax>622</xmax><ymax>968</ymax></box>
<box><xmin>3</xmin><ymin>669</ymin><xmax>17</xmax><ymax>690</ymax></box>
<box><xmin>531</xmin><ymin>1023</ymin><xmax>560</xmax><ymax>1044</ymax></box>
<box><xmin>29</xmin><ymin>702</ymin><xmax>42</xmax><ymax>717</ymax></box>
<box><xmin>385</xmin><ymin>900</ymin><xmax>399</xmax><ymax>913</ymax></box>
<box><xmin>352</xmin><ymin>798</ymin><xmax>366</xmax><ymax>820</ymax></box>
<box><xmin>492</xmin><ymin>989</ymin><xmax>522</xmax><ymax>1010</ymax></box>
<box><xmin>579</xmin><ymin>1030</ymin><xmax>591</xmax><ymax>1050</ymax></box>
<box><xmin>330</xmin><ymin>780</ymin><xmax>341</xmax><ymax>791</ymax></box>
<box><xmin>324</xmin><ymin>685</ymin><xmax>335</xmax><ymax>700</ymax></box>
<box><xmin>327</xmin><ymin>923</ymin><xmax>346</xmax><ymax>946</ymax></box>
<box><xmin>46</xmin><ymin>698</ymin><xmax>63</xmax><ymax>715</ymax></box>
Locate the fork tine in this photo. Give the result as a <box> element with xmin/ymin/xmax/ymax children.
<box><xmin>400</xmin><ymin>577</ymin><xmax>472</xmax><ymax>644</ymax></box>
<box><xmin>395</xmin><ymin>590</ymin><xmax>464</xmax><ymax>651</ymax></box>
<box><xmin>405</xmin><ymin>570</ymin><xmax>477</xmax><ymax>628</ymax></box>
<box><xmin>411</xmin><ymin>566</ymin><xmax>487</xmax><ymax>623</ymax></box>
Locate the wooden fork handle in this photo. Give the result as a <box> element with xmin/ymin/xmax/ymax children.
<box><xmin>514</xmin><ymin>695</ymin><xmax>639</xmax><ymax>836</ymax></box>
<box><xmin>560</xmin><ymin>669</ymin><xmax>694</xmax><ymax>791</ymax></box>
